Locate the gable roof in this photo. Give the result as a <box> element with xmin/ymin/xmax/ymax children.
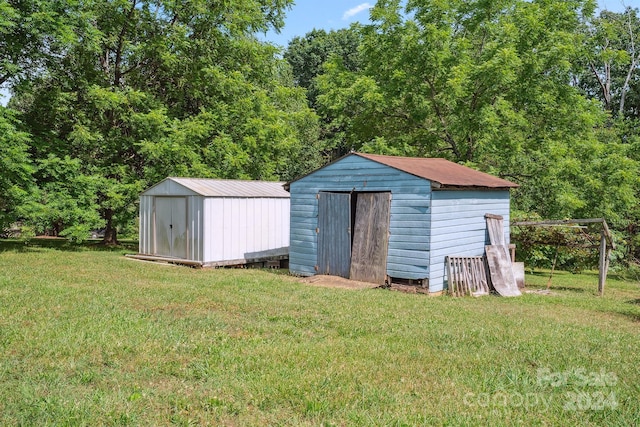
<box><xmin>143</xmin><ymin>177</ymin><xmax>289</xmax><ymax>198</ymax></box>
<box><xmin>354</xmin><ymin>153</ymin><xmax>518</xmax><ymax>189</ymax></box>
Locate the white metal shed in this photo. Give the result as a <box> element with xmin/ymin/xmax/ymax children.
<box><xmin>137</xmin><ymin>177</ymin><xmax>290</xmax><ymax>266</ymax></box>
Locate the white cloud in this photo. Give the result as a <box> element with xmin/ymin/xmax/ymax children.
<box><xmin>342</xmin><ymin>3</ymin><xmax>373</xmax><ymax>20</ymax></box>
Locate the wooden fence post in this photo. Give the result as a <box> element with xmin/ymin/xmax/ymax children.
<box><xmin>598</xmin><ymin>230</ymin><xmax>607</xmax><ymax>296</ymax></box>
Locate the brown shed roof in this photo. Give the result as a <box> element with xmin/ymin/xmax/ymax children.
<box><xmin>355</xmin><ymin>153</ymin><xmax>518</xmax><ymax>189</ymax></box>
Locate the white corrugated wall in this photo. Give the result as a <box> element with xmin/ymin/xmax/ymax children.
<box><xmin>202</xmin><ymin>197</ymin><xmax>290</xmax><ymax>263</ymax></box>
<box><xmin>187</xmin><ymin>195</ymin><xmax>204</xmax><ymax>262</ymax></box>
<box><xmin>138</xmin><ymin>195</ymin><xmax>154</xmax><ymax>255</ymax></box>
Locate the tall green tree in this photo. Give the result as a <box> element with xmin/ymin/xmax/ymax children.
<box><xmin>285</xmin><ymin>27</ymin><xmax>362</xmax><ymax>109</ymax></box>
<box><xmin>14</xmin><ymin>0</ymin><xmax>320</xmax><ymax>243</ymax></box>
<box><xmin>314</xmin><ymin>0</ymin><xmax>640</xmax><ymax>266</ymax></box>
<box><xmin>0</xmin><ymin>0</ymin><xmax>76</xmax><ymax>87</ymax></box>
<box><xmin>284</xmin><ymin>27</ymin><xmax>363</xmax><ymax>160</ymax></box>
<box><xmin>0</xmin><ymin>106</ymin><xmax>32</xmax><ymax>229</ymax></box>
<box><xmin>575</xmin><ymin>7</ymin><xmax>640</xmax><ymax>263</ymax></box>
<box><xmin>0</xmin><ymin>0</ymin><xmax>74</xmax><ymax>231</ymax></box>
<box><xmin>579</xmin><ymin>7</ymin><xmax>640</xmax><ymax>118</ymax></box>
<box><xmin>318</xmin><ymin>0</ymin><xmax>597</xmax><ymax>159</ymax></box>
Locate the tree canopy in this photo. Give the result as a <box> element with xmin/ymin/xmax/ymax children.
<box><xmin>7</xmin><ymin>0</ymin><xmax>320</xmax><ymax>243</ymax></box>
<box><xmin>306</xmin><ymin>0</ymin><xmax>640</xmax><ymax>266</ymax></box>
<box><xmin>579</xmin><ymin>7</ymin><xmax>640</xmax><ymax>119</ymax></box>
<box><xmin>1</xmin><ymin>0</ymin><xmax>640</xmax><ymax>268</ymax></box>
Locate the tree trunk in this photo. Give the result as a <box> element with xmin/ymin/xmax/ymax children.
<box><xmin>102</xmin><ymin>209</ymin><xmax>119</xmax><ymax>245</ymax></box>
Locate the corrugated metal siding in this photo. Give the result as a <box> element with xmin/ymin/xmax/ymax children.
<box><xmin>138</xmin><ymin>195</ymin><xmax>204</xmax><ymax>261</ymax></box>
<box><xmin>143</xmin><ymin>177</ymin><xmax>288</xmax><ymax>198</ymax></box>
<box><xmin>289</xmin><ymin>155</ymin><xmax>432</xmax><ymax>279</ymax></box>
<box><xmin>153</xmin><ymin>196</ymin><xmax>188</xmax><ymax>258</ymax></box>
<box><xmin>428</xmin><ymin>190</ymin><xmax>511</xmax><ymax>293</ymax></box>
<box><xmin>187</xmin><ymin>196</ymin><xmax>204</xmax><ymax>262</ymax></box>
<box><xmin>139</xmin><ymin>195</ymin><xmax>154</xmax><ymax>255</ymax></box>
<box><xmin>202</xmin><ymin>197</ymin><xmax>290</xmax><ymax>263</ymax></box>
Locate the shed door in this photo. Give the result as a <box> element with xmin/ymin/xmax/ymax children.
<box><xmin>317</xmin><ymin>192</ymin><xmax>351</xmax><ymax>278</ymax></box>
<box><xmin>350</xmin><ymin>192</ymin><xmax>391</xmax><ymax>285</ymax></box>
<box><xmin>154</xmin><ymin>197</ymin><xmax>188</xmax><ymax>259</ymax></box>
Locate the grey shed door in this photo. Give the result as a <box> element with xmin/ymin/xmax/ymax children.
<box><xmin>350</xmin><ymin>192</ymin><xmax>391</xmax><ymax>285</ymax></box>
<box><xmin>154</xmin><ymin>197</ymin><xmax>188</xmax><ymax>259</ymax></box>
<box><xmin>317</xmin><ymin>192</ymin><xmax>351</xmax><ymax>278</ymax></box>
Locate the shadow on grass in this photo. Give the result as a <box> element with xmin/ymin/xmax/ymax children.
<box><xmin>0</xmin><ymin>238</ymin><xmax>138</xmax><ymax>253</ymax></box>
<box><xmin>546</xmin><ymin>286</ymin><xmax>587</xmax><ymax>293</ymax></box>
<box><xmin>607</xmin><ymin>303</ymin><xmax>640</xmax><ymax>322</ymax></box>
<box><xmin>618</xmin><ymin>310</ymin><xmax>640</xmax><ymax>322</ymax></box>
<box><xmin>527</xmin><ymin>270</ymin><xmax>552</xmax><ymax>277</ymax></box>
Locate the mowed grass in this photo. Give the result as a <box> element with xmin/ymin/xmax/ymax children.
<box><xmin>1</xmin><ymin>240</ymin><xmax>639</xmax><ymax>426</ymax></box>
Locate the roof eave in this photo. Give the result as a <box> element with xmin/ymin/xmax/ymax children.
<box><xmin>432</xmin><ymin>184</ymin><xmax>519</xmax><ymax>190</ymax></box>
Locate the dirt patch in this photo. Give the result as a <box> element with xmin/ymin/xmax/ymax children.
<box><xmin>299</xmin><ymin>275</ymin><xmax>381</xmax><ymax>290</ymax></box>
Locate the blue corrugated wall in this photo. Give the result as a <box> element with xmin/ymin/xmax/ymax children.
<box><xmin>290</xmin><ymin>155</ymin><xmax>432</xmax><ymax>280</ymax></box>
<box><xmin>429</xmin><ymin>190</ymin><xmax>511</xmax><ymax>293</ymax></box>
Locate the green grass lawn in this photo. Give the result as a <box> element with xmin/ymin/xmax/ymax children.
<box><xmin>1</xmin><ymin>239</ymin><xmax>639</xmax><ymax>426</ymax></box>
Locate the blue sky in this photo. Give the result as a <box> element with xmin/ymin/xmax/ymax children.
<box><xmin>264</xmin><ymin>1</ymin><xmax>375</xmax><ymax>46</ymax></box>
<box><xmin>263</xmin><ymin>0</ymin><xmax>631</xmax><ymax>46</ymax></box>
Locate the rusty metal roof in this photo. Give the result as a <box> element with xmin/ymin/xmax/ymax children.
<box><xmin>155</xmin><ymin>178</ymin><xmax>289</xmax><ymax>198</ymax></box>
<box><xmin>355</xmin><ymin>153</ymin><xmax>518</xmax><ymax>189</ymax></box>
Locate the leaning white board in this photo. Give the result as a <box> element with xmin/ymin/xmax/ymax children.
<box><xmin>485</xmin><ymin>245</ymin><xmax>521</xmax><ymax>297</ymax></box>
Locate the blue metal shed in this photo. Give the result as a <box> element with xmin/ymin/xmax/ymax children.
<box><xmin>287</xmin><ymin>152</ymin><xmax>518</xmax><ymax>294</ymax></box>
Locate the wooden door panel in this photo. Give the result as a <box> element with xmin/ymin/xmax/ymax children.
<box><xmin>349</xmin><ymin>192</ymin><xmax>391</xmax><ymax>285</ymax></box>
